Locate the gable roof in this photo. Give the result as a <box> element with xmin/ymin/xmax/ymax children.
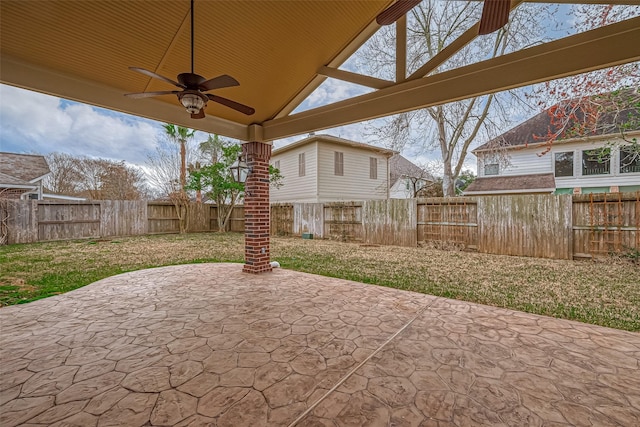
<box><xmin>272</xmin><ymin>134</ymin><xmax>396</xmax><ymax>157</ymax></box>
<box><xmin>464</xmin><ymin>173</ymin><xmax>555</xmax><ymax>195</ymax></box>
<box><xmin>0</xmin><ymin>152</ymin><xmax>51</xmax><ymax>185</ymax></box>
<box><xmin>474</xmin><ymin>91</ymin><xmax>640</xmax><ymax>153</ymax></box>
<box><xmin>0</xmin><ymin>170</ymin><xmax>30</xmax><ymax>186</ymax></box>
<box><xmin>389</xmin><ymin>154</ymin><xmax>433</xmax><ymax>187</ymax></box>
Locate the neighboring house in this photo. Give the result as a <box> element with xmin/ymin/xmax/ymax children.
<box><xmin>465</xmin><ymin>105</ymin><xmax>640</xmax><ymax>196</ymax></box>
<box><xmin>270</xmin><ymin>134</ymin><xmax>395</xmax><ymax>203</ymax></box>
<box><xmin>388</xmin><ymin>154</ymin><xmax>435</xmax><ymax>199</ymax></box>
<box><xmin>0</xmin><ymin>152</ymin><xmax>51</xmax><ymax>200</ymax></box>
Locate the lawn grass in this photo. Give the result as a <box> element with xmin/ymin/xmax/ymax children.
<box><xmin>1</xmin><ymin>232</ymin><xmax>638</xmax><ymax>331</ymax></box>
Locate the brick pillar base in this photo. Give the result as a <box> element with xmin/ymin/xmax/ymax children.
<box><xmin>242</xmin><ymin>141</ymin><xmax>273</xmax><ymax>274</ymax></box>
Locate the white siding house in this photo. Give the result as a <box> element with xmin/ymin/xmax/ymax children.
<box><xmin>388</xmin><ymin>154</ymin><xmax>435</xmax><ymax>199</ymax></box>
<box><xmin>270</xmin><ymin>135</ymin><xmax>395</xmax><ymax>203</ymax></box>
<box><xmin>466</xmin><ymin>105</ymin><xmax>640</xmax><ymax>195</ymax></box>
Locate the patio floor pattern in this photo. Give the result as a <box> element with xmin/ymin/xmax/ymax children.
<box><xmin>0</xmin><ymin>263</ymin><xmax>638</xmax><ymax>426</ymax></box>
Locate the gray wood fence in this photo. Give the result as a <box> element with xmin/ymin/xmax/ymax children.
<box><xmin>3</xmin><ymin>194</ymin><xmax>639</xmax><ymax>260</ymax></box>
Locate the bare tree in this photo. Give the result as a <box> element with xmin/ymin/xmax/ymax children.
<box><xmin>44</xmin><ymin>153</ymin><xmax>148</xmax><ymax>200</ymax></box>
<box><xmin>528</xmin><ymin>5</ymin><xmax>639</xmax><ymax>157</ymax></box>
<box><xmin>43</xmin><ymin>153</ymin><xmax>84</xmax><ymax>195</ymax></box>
<box><xmin>360</xmin><ymin>0</ymin><xmax>553</xmax><ymax>196</ymax></box>
<box><xmin>97</xmin><ymin>161</ymin><xmax>148</xmax><ymax>200</ymax></box>
<box><xmin>146</xmin><ymin>135</ymin><xmax>198</xmax><ymax>199</ymax></box>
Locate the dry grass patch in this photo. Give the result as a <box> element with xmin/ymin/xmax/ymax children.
<box><xmin>1</xmin><ymin>233</ymin><xmax>638</xmax><ymax>331</ymax></box>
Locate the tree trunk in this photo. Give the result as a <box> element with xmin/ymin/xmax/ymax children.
<box><xmin>180</xmin><ymin>141</ymin><xmax>186</xmax><ymax>192</ymax></box>
<box><xmin>442</xmin><ymin>172</ymin><xmax>455</xmax><ymax>197</ymax></box>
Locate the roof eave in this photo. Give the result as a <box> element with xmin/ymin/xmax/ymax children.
<box><xmin>464</xmin><ymin>188</ymin><xmax>556</xmax><ymax>195</ymax></box>
<box><xmin>472</xmin><ymin>129</ymin><xmax>640</xmax><ymax>155</ymax></box>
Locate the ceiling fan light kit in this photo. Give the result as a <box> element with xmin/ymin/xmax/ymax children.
<box><xmin>179</xmin><ymin>91</ymin><xmax>207</xmax><ymax>114</ymax></box>
<box><xmin>124</xmin><ymin>0</ymin><xmax>254</xmax><ymax>119</ymax></box>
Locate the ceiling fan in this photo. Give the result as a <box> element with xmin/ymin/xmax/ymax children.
<box><xmin>376</xmin><ymin>0</ymin><xmax>511</xmax><ymax>35</ymax></box>
<box><xmin>124</xmin><ymin>0</ymin><xmax>254</xmax><ymax>119</ymax></box>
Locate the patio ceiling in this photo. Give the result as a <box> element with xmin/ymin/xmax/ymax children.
<box><xmin>1</xmin><ymin>1</ymin><xmax>639</xmax><ymax>143</ymax></box>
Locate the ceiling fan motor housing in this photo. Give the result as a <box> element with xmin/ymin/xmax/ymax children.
<box><xmin>178</xmin><ymin>72</ymin><xmax>207</xmax><ymax>90</ymax></box>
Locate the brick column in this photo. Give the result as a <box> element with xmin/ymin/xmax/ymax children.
<box><xmin>242</xmin><ymin>141</ymin><xmax>272</xmax><ymax>274</ymax></box>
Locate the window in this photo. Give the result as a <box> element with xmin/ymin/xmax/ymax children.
<box><xmin>484</xmin><ymin>163</ymin><xmax>499</xmax><ymax>176</ymax></box>
<box><xmin>274</xmin><ymin>160</ymin><xmax>280</xmax><ymax>171</ymax></box>
<box><xmin>298</xmin><ymin>153</ymin><xmax>305</xmax><ymax>177</ymax></box>
<box><xmin>620</xmin><ymin>146</ymin><xmax>640</xmax><ymax>174</ymax></box>
<box><xmin>554</xmin><ymin>152</ymin><xmax>574</xmax><ymax>177</ymax></box>
<box><xmin>334</xmin><ymin>151</ymin><xmax>344</xmax><ymax>176</ymax></box>
<box><xmin>370</xmin><ymin>157</ymin><xmax>377</xmax><ymax>179</ymax></box>
<box><xmin>582</xmin><ymin>148</ymin><xmax>610</xmax><ymax>176</ymax></box>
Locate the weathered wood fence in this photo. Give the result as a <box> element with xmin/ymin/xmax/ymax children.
<box><xmin>3</xmin><ymin>194</ymin><xmax>639</xmax><ymax>260</ymax></box>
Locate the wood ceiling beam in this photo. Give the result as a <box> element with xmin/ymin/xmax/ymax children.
<box><xmin>317</xmin><ymin>66</ymin><xmax>393</xmax><ymax>89</ymax></box>
<box><xmin>0</xmin><ymin>55</ymin><xmax>250</xmax><ymax>141</ymax></box>
<box><xmin>396</xmin><ymin>15</ymin><xmax>407</xmax><ymax>82</ymax></box>
<box><xmin>262</xmin><ymin>16</ymin><xmax>640</xmax><ymax>141</ymax></box>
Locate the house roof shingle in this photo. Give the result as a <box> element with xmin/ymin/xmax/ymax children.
<box><xmin>389</xmin><ymin>154</ymin><xmax>433</xmax><ymax>187</ymax></box>
<box><xmin>0</xmin><ymin>152</ymin><xmax>51</xmax><ymax>183</ymax></box>
<box><xmin>474</xmin><ymin>91</ymin><xmax>640</xmax><ymax>153</ymax></box>
<box><xmin>464</xmin><ymin>173</ymin><xmax>556</xmax><ymax>194</ymax></box>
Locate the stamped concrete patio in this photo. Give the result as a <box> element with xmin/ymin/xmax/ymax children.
<box><xmin>1</xmin><ymin>263</ymin><xmax>639</xmax><ymax>426</ymax></box>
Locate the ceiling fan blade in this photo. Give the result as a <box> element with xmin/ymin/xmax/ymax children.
<box><xmin>478</xmin><ymin>0</ymin><xmax>511</xmax><ymax>35</ymax></box>
<box><xmin>129</xmin><ymin>67</ymin><xmax>186</xmax><ymax>89</ymax></box>
<box><xmin>124</xmin><ymin>90</ymin><xmax>181</xmax><ymax>99</ymax></box>
<box><xmin>199</xmin><ymin>74</ymin><xmax>240</xmax><ymax>92</ymax></box>
<box><xmin>376</xmin><ymin>0</ymin><xmax>421</xmax><ymax>26</ymax></box>
<box><xmin>191</xmin><ymin>109</ymin><xmax>206</xmax><ymax>119</ymax></box>
<box><xmin>207</xmin><ymin>94</ymin><xmax>255</xmax><ymax>115</ymax></box>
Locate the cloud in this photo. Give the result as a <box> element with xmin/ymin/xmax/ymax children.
<box><xmin>0</xmin><ymin>84</ymin><xmax>162</xmax><ymax>165</ymax></box>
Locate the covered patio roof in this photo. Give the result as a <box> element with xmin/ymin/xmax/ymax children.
<box><xmin>1</xmin><ymin>0</ymin><xmax>639</xmax><ymax>142</ymax></box>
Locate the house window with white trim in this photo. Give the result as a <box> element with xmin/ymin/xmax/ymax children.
<box><xmin>334</xmin><ymin>152</ymin><xmax>344</xmax><ymax>176</ymax></box>
<box><xmin>369</xmin><ymin>157</ymin><xmax>377</xmax><ymax>179</ymax></box>
<box><xmin>582</xmin><ymin>148</ymin><xmax>610</xmax><ymax>176</ymax></box>
<box><xmin>620</xmin><ymin>146</ymin><xmax>640</xmax><ymax>174</ymax></box>
<box><xmin>554</xmin><ymin>152</ymin><xmax>573</xmax><ymax>177</ymax></box>
<box><xmin>298</xmin><ymin>153</ymin><xmax>305</xmax><ymax>177</ymax></box>
<box><xmin>484</xmin><ymin>163</ymin><xmax>499</xmax><ymax>176</ymax></box>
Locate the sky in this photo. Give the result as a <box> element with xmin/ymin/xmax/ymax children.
<box><xmin>1</xmin><ymin>2</ymin><xmax>626</xmax><ymax>177</ymax></box>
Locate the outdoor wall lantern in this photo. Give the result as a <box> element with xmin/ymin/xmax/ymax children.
<box><xmin>230</xmin><ymin>155</ymin><xmax>251</xmax><ymax>184</ymax></box>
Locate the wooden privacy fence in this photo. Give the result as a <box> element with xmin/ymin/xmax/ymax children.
<box><xmin>273</xmin><ymin>195</ymin><xmax>637</xmax><ymax>260</ymax></box>
<box><xmin>572</xmin><ymin>192</ymin><xmax>640</xmax><ymax>258</ymax></box>
<box><xmin>3</xmin><ymin>194</ymin><xmax>639</xmax><ymax>260</ymax></box>
<box><xmin>4</xmin><ymin>201</ymin><xmax>218</xmax><ymax>244</ymax></box>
